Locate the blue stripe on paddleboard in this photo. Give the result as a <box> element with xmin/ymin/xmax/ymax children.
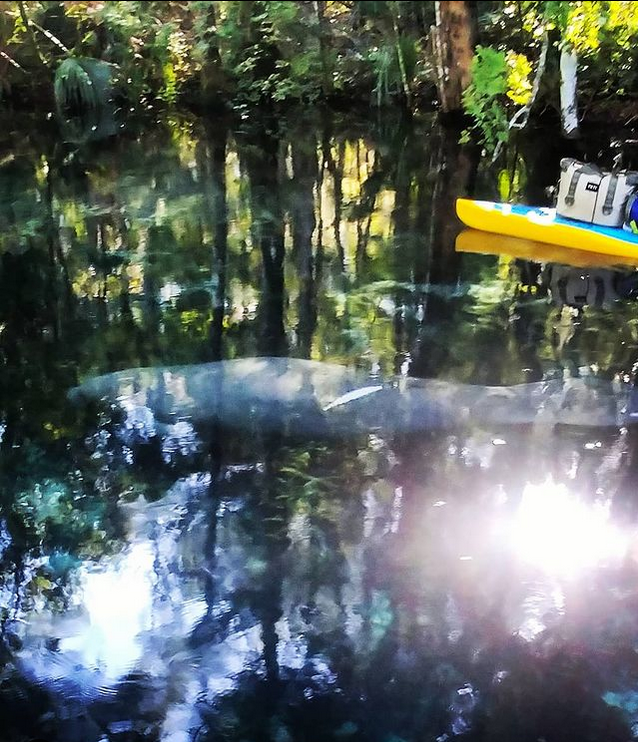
<box><xmin>495</xmin><ymin>203</ymin><xmax>638</xmax><ymax>246</ymax></box>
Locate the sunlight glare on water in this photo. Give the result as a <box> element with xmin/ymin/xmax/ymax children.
<box><xmin>61</xmin><ymin>542</ymin><xmax>155</xmax><ymax>680</ymax></box>
<box><xmin>511</xmin><ymin>478</ymin><xmax>628</xmax><ymax>577</ymax></box>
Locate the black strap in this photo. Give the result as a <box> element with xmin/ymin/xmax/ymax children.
<box><xmin>603</xmin><ymin>174</ymin><xmax>619</xmax><ymax>215</ymax></box>
<box><xmin>565</xmin><ymin>169</ymin><xmax>582</xmax><ymax>206</ymax></box>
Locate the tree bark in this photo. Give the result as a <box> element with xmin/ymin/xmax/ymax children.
<box><xmin>560</xmin><ymin>45</ymin><xmax>579</xmax><ymax>139</ymax></box>
<box><xmin>432</xmin><ymin>1</ymin><xmax>476</xmax><ymax>114</ymax></box>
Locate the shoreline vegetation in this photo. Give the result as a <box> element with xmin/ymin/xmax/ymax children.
<box><xmin>2</xmin><ymin>2</ymin><xmax>638</xmax><ymax>152</ymax></box>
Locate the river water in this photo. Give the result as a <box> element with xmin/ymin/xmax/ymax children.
<box><xmin>2</xmin><ymin>109</ymin><xmax>638</xmax><ymax>742</ymax></box>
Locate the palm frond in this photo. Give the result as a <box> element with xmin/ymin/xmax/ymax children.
<box><xmin>54</xmin><ymin>57</ymin><xmax>99</xmax><ymax>114</ymax></box>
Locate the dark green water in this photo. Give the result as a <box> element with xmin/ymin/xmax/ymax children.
<box><xmin>3</xmin><ymin>110</ymin><xmax>638</xmax><ymax>742</ymax></box>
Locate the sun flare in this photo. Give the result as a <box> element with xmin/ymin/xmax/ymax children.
<box><xmin>511</xmin><ymin>479</ymin><xmax>627</xmax><ymax>577</ymax></box>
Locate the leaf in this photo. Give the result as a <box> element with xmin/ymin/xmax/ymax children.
<box><xmin>506</xmin><ymin>51</ymin><xmax>533</xmax><ymax>105</ymax></box>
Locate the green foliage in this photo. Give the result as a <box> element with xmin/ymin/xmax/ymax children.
<box><xmin>5</xmin><ymin>1</ymin><xmax>638</xmax><ymax>124</ymax></box>
<box><xmin>462</xmin><ymin>46</ymin><xmax>509</xmax><ymax>152</ymax></box>
<box><xmin>216</xmin><ymin>0</ymin><xmax>326</xmax><ymax>107</ymax></box>
<box><xmin>0</xmin><ymin>0</ymin><xmax>432</xmax><ymax>112</ymax></box>
<box><xmin>481</xmin><ymin>1</ymin><xmax>638</xmax><ymax>122</ymax></box>
<box><xmin>367</xmin><ymin>35</ymin><xmax>417</xmax><ymax>107</ymax></box>
<box><xmin>462</xmin><ymin>42</ymin><xmax>535</xmax><ymax>151</ymax></box>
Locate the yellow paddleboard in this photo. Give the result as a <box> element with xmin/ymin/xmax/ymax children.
<box><xmin>456</xmin><ymin>199</ymin><xmax>638</xmax><ymax>261</ymax></box>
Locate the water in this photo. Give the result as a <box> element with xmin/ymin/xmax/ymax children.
<box><xmin>3</xmin><ymin>109</ymin><xmax>638</xmax><ymax>742</ymax></box>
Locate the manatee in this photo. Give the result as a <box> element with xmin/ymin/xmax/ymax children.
<box><xmin>69</xmin><ymin>358</ymin><xmax>637</xmax><ymax>438</ymax></box>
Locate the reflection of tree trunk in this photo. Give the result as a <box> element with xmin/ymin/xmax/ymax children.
<box><xmin>43</xmin><ymin>167</ymin><xmax>61</xmax><ymax>341</ymax></box>
<box><xmin>355</xmin><ymin>141</ymin><xmax>364</xmax><ymax>270</ymax></box>
<box><xmin>410</xmin><ymin>127</ymin><xmax>478</xmax><ymax>377</ymax></box>
<box><xmin>0</xmin><ymin>255</ymin><xmax>22</xmax><ymax>453</ymax></box>
<box><xmin>408</xmin><ymin>161</ymin><xmax>435</xmax><ymax>359</ymax></box>
<box><xmin>203</xmin><ymin>430</ymin><xmax>222</xmax><ymax>609</ymax></box>
<box><xmin>316</xmin><ymin>150</ymin><xmax>325</xmax><ymax>286</ymax></box>
<box><xmin>432</xmin><ymin>1</ymin><xmax>476</xmax><ymax>115</ymax></box>
<box><xmin>429</xmin><ymin>128</ymin><xmax>477</xmax><ymax>285</ymax></box>
<box><xmin>98</xmin><ymin>221</ymin><xmax>108</xmax><ymax>304</ymax></box>
<box><xmin>193</xmin><ymin>124</ymin><xmax>230</xmax><ymax>497</ymax></box>
<box><xmin>393</xmin><ymin>437</ymin><xmax>438</xmax><ymax>548</ymax></box>
<box><xmin>254</xmin><ymin>439</ymin><xmax>289</xmax><ymax>685</ymax></box>
<box><xmin>392</xmin><ymin>139</ymin><xmax>412</xmax><ymax>279</ymax></box>
<box><xmin>355</xmin><ymin>146</ymin><xmax>388</xmax><ymax>274</ymax></box>
<box><xmin>142</xmin><ymin>225</ymin><xmax>160</xmax><ymax>344</ymax></box>
<box><xmin>45</xmin><ymin>167</ymin><xmax>75</xmax><ymax>317</ymax></box>
<box><xmin>413</xmin><ymin>162</ymin><xmax>433</xmax><ymax>285</ymax></box>
<box><xmin>512</xmin><ymin>266</ymin><xmax>544</xmax><ymax>383</ymax></box>
<box><xmin>207</xmin><ymin>121</ymin><xmax>229</xmax><ymax>362</ymax></box>
<box><xmin>291</xmin><ymin>136</ymin><xmax>318</xmax><ymax>358</ymax></box>
<box><xmin>45</xmin><ymin>228</ymin><xmax>59</xmax><ymax>343</ymax></box>
<box><xmin>324</xmin><ymin>135</ymin><xmax>345</xmax><ymax>270</ymax></box>
<box><xmin>391</xmin><ymin>137</ymin><xmax>412</xmax><ymax>363</ymax></box>
<box><xmin>241</xmin><ymin>125</ymin><xmax>288</xmax><ymax>357</ymax></box>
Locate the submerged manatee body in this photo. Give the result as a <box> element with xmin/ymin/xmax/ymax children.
<box><xmin>69</xmin><ymin>358</ymin><xmax>636</xmax><ymax>437</ymax></box>
<box><xmin>69</xmin><ymin>358</ymin><xmax>451</xmax><ymax>437</ymax></box>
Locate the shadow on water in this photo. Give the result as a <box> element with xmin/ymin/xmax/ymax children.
<box><xmin>4</xmin><ymin>109</ymin><xmax>638</xmax><ymax>741</ymax></box>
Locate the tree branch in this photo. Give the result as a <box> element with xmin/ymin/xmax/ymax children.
<box><xmin>17</xmin><ymin>1</ymin><xmax>46</xmax><ymax>65</ymax></box>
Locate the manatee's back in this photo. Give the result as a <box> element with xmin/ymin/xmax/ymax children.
<box><xmin>70</xmin><ymin>358</ymin><xmax>363</xmax><ymax>438</ymax></box>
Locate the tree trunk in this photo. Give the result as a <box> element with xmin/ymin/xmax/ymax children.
<box><xmin>432</xmin><ymin>1</ymin><xmax>476</xmax><ymax>115</ymax></box>
<box><xmin>200</xmin><ymin>1</ymin><xmax>228</xmax><ymax>104</ymax></box>
<box><xmin>560</xmin><ymin>45</ymin><xmax>579</xmax><ymax>139</ymax></box>
<box><xmin>314</xmin><ymin>0</ymin><xmax>332</xmax><ymax>98</ymax></box>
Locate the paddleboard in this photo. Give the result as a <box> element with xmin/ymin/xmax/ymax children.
<box><xmin>456</xmin><ymin>199</ymin><xmax>638</xmax><ymax>260</ymax></box>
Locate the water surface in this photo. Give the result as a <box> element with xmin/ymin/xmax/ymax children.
<box><xmin>2</xmin><ymin>110</ymin><xmax>638</xmax><ymax>742</ymax></box>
